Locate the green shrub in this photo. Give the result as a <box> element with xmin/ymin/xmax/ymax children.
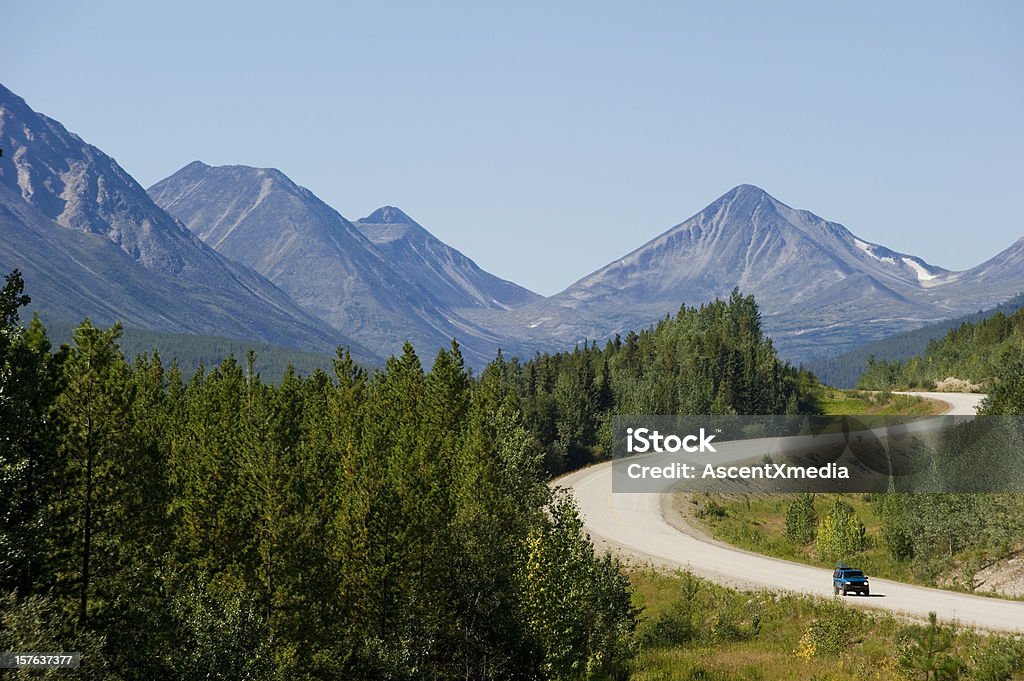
<box><xmin>793</xmin><ymin>600</ymin><xmax>856</xmax><ymax>660</ymax></box>
<box><xmin>639</xmin><ymin>597</ymin><xmax>697</xmax><ymax>647</ymax></box>
<box><xmin>0</xmin><ymin>591</ymin><xmax>111</xmax><ymax>679</ymax></box>
<box><xmin>966</xmin><ymin>634</ymin><xmax>1024</xmax><ymax>680</ymax></box>
<box><xmin>697</xmin><ymin>499</ymin><xmax>727</xmax><ymax>519</ymax></box>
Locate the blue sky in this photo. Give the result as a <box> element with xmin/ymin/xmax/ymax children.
<box><xmin>5</xmin><ymin>1</ymin><xmax>1022</xmax><ymax>295</ymax></box>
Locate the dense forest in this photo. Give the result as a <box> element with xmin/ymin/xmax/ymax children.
<box><xmin>806</xmin><ymin>293</ymin><xmax>1024</xmax><ymax>388</ymax></box>
<box><xmin>0</xmin><ymin>273</ymin><xmax>816</xmax><ymax>680</ymax></box>
<box><xmin>503</xmin><ymin>289</ymin><xmax>820</xmax><ymax>475</ymax></box>
<box><xmin>857</xmin><ymin>302</ymin><xmax>1024</xmax><ymax>392</ymax></box>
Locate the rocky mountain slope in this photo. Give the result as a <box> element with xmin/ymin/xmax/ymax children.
<box><xmin>0</xmin><ymin>83</ymin><xmax>370</xmax><ymax>359</ymax></box>
<box><xmin>149</xmin><ymin>162</ymin><xmax>536</xmax><ymax>365</ymax></box>
<box><xmin>355</xmin><ymin>206</ymin><xmax>539</xmax><ymax>311</ymax></box>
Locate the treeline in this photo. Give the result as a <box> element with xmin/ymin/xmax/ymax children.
<box><xmin>40</xmin><ymin>317</ymin><xmax>340</xmax><ymax>381</ymax></box>
<box><xmin>879</xmin><ymin>493</ymin><xmax>1024</xmax><ymax>582</ymax></box>
<box><xmin>805</xmin><ymin>293</ymin><xmax>1024</xmax><ymax>388</ymax></box>
<box><xmin>0</xmin><ymin>270</ymin><xmax>637</xmax><ymax>680</ymax></box>
<box><xmin>507</xmin><ymin>290</ymin><xmax>820</xmax><ymax>475</ymax></box>
<box><xmin>858</xmin><ymin>302</ymin><xmax>1024</xmax><ymax>392</ymax></box>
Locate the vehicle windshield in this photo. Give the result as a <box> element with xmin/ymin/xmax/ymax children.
<box><xmin>841</xmin><ymin>570</ymin><xmax>864</xmax><ymax>578</ymax></box>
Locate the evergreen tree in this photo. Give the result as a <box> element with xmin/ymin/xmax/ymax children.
<box><xmin>980</xmin><ymin>355</ymin><xmax>1024</xmax><ymax>415</ymax></box>
<box><xmin>1</xmin><ymin>271</ymin><xmax>65</xmax><ymax>595</ymax></box>
<box><xmin>898</xmin><ymin>612</ymin><xmax>962</xmax><ymax>680</ymax></box>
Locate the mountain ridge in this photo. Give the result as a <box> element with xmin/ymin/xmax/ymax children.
<box><xmin>458</xmin><ymin>183</ymin><xmax>1021</xmax><ymax>361</ymax></box>
<box><xmin>149</xmin><ymin>161</ymin><xmax>538</xmax><ymax>365</ymax></box>
<box><xmin>0</xmin><ymin>82</ymin><xmax>375</xmax><ymax>361</ymax></box>
<box><xmin>5</xmin><ymin>80</ymin><xmax>1021</xmax><ymax>369</ymax></box>
<box><xmin>355</xmin><ymin>206</ymin><xmax>541</xmax><ymax>311</ymax></box>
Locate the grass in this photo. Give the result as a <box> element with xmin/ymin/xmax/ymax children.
<box><xmin>627</xmin><ymin>567</ymin><xmax>1024</xmax><ymax>680</ymax></box>
<box><xmin>685</xmin><ymin>492</ymin><xmax>923</xmax><ymax>585</ymax></box>
<box><xmin>817</xmin><ymin>389</ymin><xmax>945</xmax><ymax>417</ymax></box>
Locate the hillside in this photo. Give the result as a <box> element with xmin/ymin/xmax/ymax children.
<box><xmin>806</xmin><ymin>292</ymin><xmax>1024</xmax><ymax>388</ymax></box>
<box><xmin>857</xmin><ymin>299</ymin><xmax>1024</xmax><ymax>390</ymax></box>
<box><xmin>38</xmin><ymin>316</ymin><xmax>342</xmax><ymax>380</ymax></box>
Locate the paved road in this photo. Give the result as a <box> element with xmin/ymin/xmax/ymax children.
<box><xmin>556</xmin><ymin>392</ymin><xmax>1024</xmax><ymax>632</ymax></box>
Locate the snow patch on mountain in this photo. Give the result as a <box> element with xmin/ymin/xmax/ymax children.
<box><xmin>853</xmin><ymin>238</ymin><xmax>896</xmax><ymax>264</ymax></box>
<box><xmin>902</xmin><ymin>257</ymin><xmax>938</xmax><ymax>283</ymax></box>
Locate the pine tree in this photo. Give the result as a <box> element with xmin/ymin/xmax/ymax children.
<box><xmin>55</xmin><ymin>320</ymin><xmax>133</xmax><ymax>624</ymax></box>
<box><xmin>0</xmin><ymin>272</ymin><xmax>65</xmax><ymax>595</ymax></box>
<box><xmin>898</xmin><ymin>612</ymin><xmax>962</xmax><ymax>680</ymax></box>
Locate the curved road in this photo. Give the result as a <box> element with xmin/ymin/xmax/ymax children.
<box><xmin>556</xmin><ymin>392</ymin><xmax>1024</xmax><ymax>632</ymax></box>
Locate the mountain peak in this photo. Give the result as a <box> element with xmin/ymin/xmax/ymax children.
<box><xmin>695</xmin><ymin>184</ymin><xmax>782</xmax><ymax>224</ymax></box>
<box><xmin>360</xmin><ymin>206</ymin><xmax>417</xmax><ymax>225</ymax></box>
<box><xmin>715</xmin><ymin>183</ymin><xmax>780</xmax><ymax>206</ymax></box>
<box><xmin>729</xmin><ymin>183</ymin><xmax>770</xmax><ymax>197</ymax></box>
<box><xmin>0</xmin><ymin>81</ymin><xmax>356</xmax><ymax>355</ymax></box>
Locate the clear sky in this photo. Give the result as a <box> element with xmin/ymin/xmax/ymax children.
<box><xmin>4</xmin><ymin>1</ymin><xmax>1022</xmax><ymax>295</ymax></box>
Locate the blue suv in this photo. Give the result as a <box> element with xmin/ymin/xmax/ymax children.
<box><xmin>833</xmin><ymin>566</ymin><xmax>869</xmax><ymax>596</ymax></box>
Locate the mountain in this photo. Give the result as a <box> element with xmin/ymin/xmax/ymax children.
<box><xmin>560</xmin><ymin>184</ymin><xmax>948</xmax><ymax>307</ymax></box>
<box><xmin>355</xmin><ymin>206</ymin><xmax>540</xmax><ymax>310</ymax></box>
<box><xmin>461</xmin><ymin>185</ymin><xmax>1022</xmax><ymax>361</ymax></box>
<box><xmin>940</xmin><ymin>236</ymin><xmax>1024</xmax><ymax>302</ymax></box>
<box><xmin>10</xmin><ymin>76</ymin><xmax>1018</xmax><ymax>367</ymax></box>
<box><xmin>148</xmin><ymin>163</ymin><xmax>534</xmax><ymax>365</ymax></box>
<box><xmin>0</xmin><ymin>83</ymin><xmax>371</xmax><ymax>360</ymax></box>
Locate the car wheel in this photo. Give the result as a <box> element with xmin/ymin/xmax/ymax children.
<box><xmin>865</xmin><ymin>589</ymin><xmax>869</xmax><ymax>597</ymax></box>
<box><xmin>842</xmin><ymin>588</ymin><xmax>848</xmax><ymax>596</ymax></box>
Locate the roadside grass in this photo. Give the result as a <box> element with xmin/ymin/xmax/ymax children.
<box><xmin>627</xmin><ymin>568</ymin><xmax>1024</xmax><ymax>680</ymax></box>
<box><xmin>817</xmin><ymin>389</ymin><xmax>944</xmax><ymax>417</ymax></box>
<box><xmin>685</xmin><ymin>492</ymin><xmax>922</xmax><ymax>586</ymax></box>
<box><xmin>686</xmin><ymin>491</ymin><xmax>1024</xmax><ymax>601</ymax></box>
